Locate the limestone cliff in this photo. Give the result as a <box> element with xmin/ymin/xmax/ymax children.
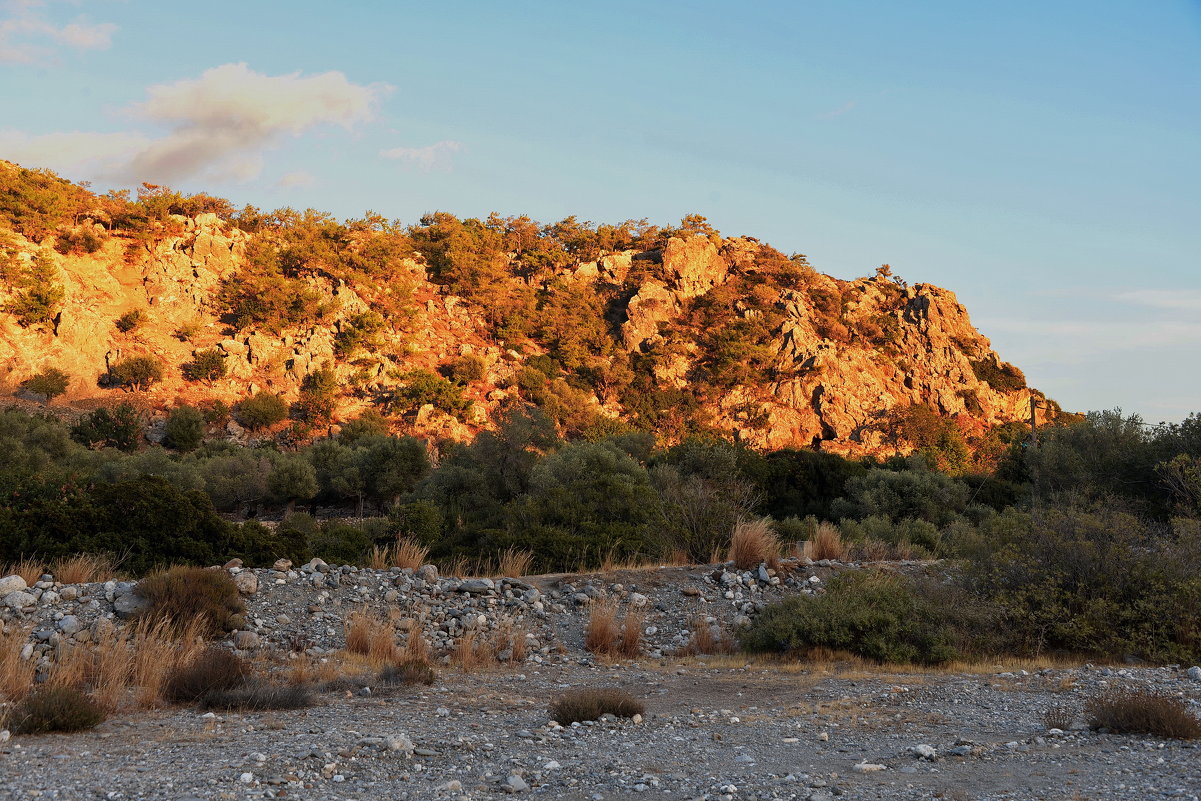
<box><xmin>0</xmin><ymin>207</ymin><xmax>1049</xmax><ymax>455</ymax></box>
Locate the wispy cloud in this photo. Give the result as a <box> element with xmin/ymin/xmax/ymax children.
<box><xmin>816</xmin><ymin>100</ymin><xmax>857</xmax><ymax>120</ymax></box>
<box><xmin>980</xmin><ymin>316</ymin><xmax>1201</xmax><ymax>357</ymax></box>
<box><xmin>0</xmin><ymin>0</ymin><xmax>116</xmax><ymax>64</ymax></box>
<box><xmin>0</xmin><ymin>63</ymin><xmax>387</xmax><ymax>184</ymax></box>
<box><xmin>380</xmin><ymin>139</ymin><xmax>463</xmax><ymax>171</ymax></box>
<box><xmin>1114</xmin><ymin>289</ymin><xmax>1201</xmax><ymax>312</ymax></box>
<box><xmin>276</xmin><ymin>170</ymin><xmax>315</xmax><ymax>188</ymax></box>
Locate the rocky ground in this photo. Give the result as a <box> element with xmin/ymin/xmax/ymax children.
<box><xmin>2</xmin><ymin>561</ymin><xmax>1200</xmax><ymax>801</ymax></box>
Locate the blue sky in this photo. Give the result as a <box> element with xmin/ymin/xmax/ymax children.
<box><xmin>2</xmin><ymin>0</ymin><xmax>1198</xmax><ymax>422</ymax></box>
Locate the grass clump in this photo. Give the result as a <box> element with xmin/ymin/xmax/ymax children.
<box><xmin>199</xmin><ymin>682</ymin><xmax>313</xmax><ymax>711</ymax></box>
<box><xmin>135</xmin><ymin>566</ymin><xmax>246</xmax><ymax>637</ymax></box>
<box><xmin>379</xmin><ymin>660</ymin><xmax>436</xmax><ymax>686</ymax></box>
<box><xmin>366</xmin><ymin>538</ymin><xmax>429</xmax><ymax>571</ymax></box>
<box><xmin>805</xmin><ymin>521</ymin><xmax>848</xmax><ymax>561</ymax></box>
<box><xmin>740</xmin><ymin>569</ymin><xmax>973</xmax><ymax>666</ymax></box>
<box><xmin>1084</xmin><ymin>688</ymin><xmax>1201</xmax><ymax>739</ymax></box>
<box><xmin>6</xmin><ymin>686</ymin><xmax>105</xmax><ymax>734</ymax></box>
<box><xmin>728</xmin><ymin>518</ymin><xmax>780</xmax><ymax>570</ymax></box>
<box><xmin>549</xmin><ymin>688</ymin><xmax>644</xmax><ymax>725</ymax></box>
<box><xmin>584</xmin><ymin>600</ymin><xmax>644</xmax><ymax>658</ymax></box>
<box><xmin>164</xmin><ymin>647</ymin><xmax>250</xmax><ymax>703</ymax></box>
<box><xmin>49</xmin><ymin>553</ymin><xmax>119</xmax><ymax>584</ymax></box>
<box><xmin>344</xmin><ymin>607</ymin><xmax>397</xmax><ymax>665</ymax></box>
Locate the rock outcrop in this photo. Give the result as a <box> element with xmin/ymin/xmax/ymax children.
<box><xmin>0</xmin><ymin>208</ymin><xmax>1049</xmax><ymax>455</ymax></box>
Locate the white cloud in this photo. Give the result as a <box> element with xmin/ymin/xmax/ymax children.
<box><xmin>276</xmin><ymin>170</ymin><xmax>316</xmax><ymax>188</ymax></box>
<box><xmin>0</xmin><ymin>1</ymin><xmax>116</xmax><ymax>63</ymax></box>
<box><xmin>380</xmin><ymin>139</ymin><xmax>463</xmax><ymax>171</ymax></box>
<box><xmin>816</xmin><ymin>101</ymin><xmax>857</xmax><ymax>120</ymax></box>
<box><xmin>1</xmin><ymin>63</ymin><xmax>386</xmax><ymax>185</ymax></box>
<box><xmin>1114</xmin><ymin>289</ymin><xmax>1201</xmax><ymax>312</ymax></box>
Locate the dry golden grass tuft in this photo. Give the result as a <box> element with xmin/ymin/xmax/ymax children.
<box><xmin>585</xmin><ymin>600</ymin><xmax>620</xmax><ymax>654</ymax></box>
<box><xmin>729</xmin><ymin>518</ymin><xmax>781</xmax><ymax>570</ymax></box>
<box><xmin>344</xmin><ymin>607</ymin><xmax>398</xmax><ymax>666</ymax></box>
<box><xmin>367</xmin><ymin>538</ymin><xmax>430</xmax><ymax>571</ymax></box>
<box><xmin>806</xmin><ymin>522</ymin><xmax>849</xmax><ymax>561</ymax></box>
<box><xmin>495</xmin><ymin>548</ymin><xmax>534</xmax><ymax>578</ymax></box>
<box><xmin>49</xmin><ymin>553</ymin><xmax>120</xmax><ymax>584</ymax></box>
<box><xmin>585</xmin><ymin>600</ymin><xmax>644</xmax><ymax>659</ymax></box>
<box><xmin>402</xmin><ymin>622</ymin><xmax>432</xmax><ymax>666</ymax></box>
<box><xmin>680</xmin><ymin>616</ymin><xmax>736</xmax><ymax>656</ymax></box>
<box><xmin>3</xmin><ymin>558</ymin><xmax>44</xmax><ymax>586</ymax></box>
<box><xmin>0</xmin><ymin>624</ymin><xmax>36</xmax><ymax>701</ymax></box>
<box><xmin>130</xmin><ymin>615</ymin><xmax>206</xmax><ymax>708</ymax></box>
<box><xmin>1084</xmin><ymin>687</ymin><xmax>1201</xmax><ymax>739</ymax></box>
<box><xmin>453</xmin><ymin>629</ymin><xmax>491</xmax><ymax>671</ymax></box>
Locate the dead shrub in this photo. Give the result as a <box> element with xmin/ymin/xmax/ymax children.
<box><xmin>1043</xmin><ymin>703</ymin><xmax>1075</xmax><ymax>731</ymax></box>
<box><xmin>5</xmin><ymin>686</ymin><xmax>105</xmax><ymax>734</ymax></box>
<box><xmin>135</xmin><ymin>566</ymin><xmax>245</xmax><ymax>637</ymax></box>
<box><xmin>344</xmin><ymin>607</ymin><xmax>397</xmax><ymax>665</ymax></box>
<box><xmin>806</xmin><ymin>522</ymin><xmax>849</xmax><ymax>561</ymax></box>
<box><xmin>165</xmin><ymin>647</ymin><xmax>250</xmax><ymax>703</ymax></box>
<box><xmin>549</xmin><ymin>688</ymin><xmax>644</xmax><ymax>725</ymax></box>
<box><xmin>199</xmin><ymin>681</ymin><xmax>312</xmax><ymax>711</ymax></box>
<box><xmin>1084</xmin><ymin>687</ymin><xmax>1201</xmax><ymax>739</ymax></box>
<box><xmin>49</xmin><ymin>554</ymin><xmax>119</xmax><ymax>584</ymax></box>
<box><xmin>728</xmin><ymin>518</ymin><xmax>781</xmax><ymax>570</ymax></box>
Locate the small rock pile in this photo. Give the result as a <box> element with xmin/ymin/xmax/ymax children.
<box><xmin>0</xmin><ymin>557</ymin><xmax>897</xmax><ymax>670</ymax></box>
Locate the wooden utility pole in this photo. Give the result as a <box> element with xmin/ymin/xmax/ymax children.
<box><xmin>1029</xmin><ymin>398</ymin><xmax>1040</xmax><ymax>448</ymax></box>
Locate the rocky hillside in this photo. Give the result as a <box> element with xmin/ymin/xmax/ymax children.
<box><xmin>0</xmin><ymin>163</ymin><xmax>1051</xmax><ymax>455</ymax></box>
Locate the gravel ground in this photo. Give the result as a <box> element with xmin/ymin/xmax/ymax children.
<box><xmin>3</xmin><ymin>658</ymin><xmax>1199</xmax><ymax>801</ymax></box>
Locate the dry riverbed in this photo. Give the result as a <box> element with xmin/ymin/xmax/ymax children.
<box><xmin>2</xmin><ymin>657</ymin><xmax>1199</xmax><ymax>801</ymax></box>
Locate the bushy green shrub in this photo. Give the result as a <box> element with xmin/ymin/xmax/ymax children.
<box><xmin>7</xmin><ymin>687</ymin><xmax>105</xmax><ymax>734</ymax></box>
<box><xmin>297</xmin><ymin>368</ymin><xmax>339</xmax><ymax>424</ymax></box>
<box><xmin>3</xmin><ymin>251</ymin><xmax>63</xmax><ymax>328</ymax></box>
<box><xmin>741</xmin><ymin>570</ymin><xmax>972</xmax><ymax>665</ymax></box>
<box><xmin>386</xmin><ymin>369</ymin><xmax>471</xmax><ymax>419</ymax></box>
<box><xmin>20</xmin><ymin>367</ymin><xmax>69</xmax><ymax>400</ymax></box>
<box><xmin>164</xmin><ymin>405</ymin><xmax>205</xmax><ymax>451</ymax></box>
<box><xmin>104</xmin><ymin>355</ymin><xmax>163</xmax><ymax>391</ymax></box>
<box><xmin>114</xmin><ymin>308</ymin><xmax>146</xmax><ymax>333</ymax></box>
<box><xmin>237</xmin><ymin>392</ymin><xmax>288</xmax><ymax>430</ymax></box>
<box><xmin>70</xmin><ymin>403</ymin><xmax>141</xmax><ymax>451</ymax></box>
<box><xmin>971</xmin><ymin>358</ymin><xmax>1026</xmax><ymax>392</ymax></box>
<box><xmin>446</xmin><ymin>354</ymin><xmax>486</xmax><ymax>384</ymax></box>
<box><xmin>961</xmin><ymin>505</ymin><xmax>1201</xmax><ymax>662</ymax></box>
<box><xmin>183</xmin><ymin>348</ymin><xmax>227</xmax><ymax>383</ymax></box>
<box><xmin>53</xmin><ymin>225</ymin><xmax>106</xmax><ymax>255</ymax></box>
<box><xmin>135</xmin><ymin>566</ymin><xmax>246</xmax><ymax>637</ymax></box>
